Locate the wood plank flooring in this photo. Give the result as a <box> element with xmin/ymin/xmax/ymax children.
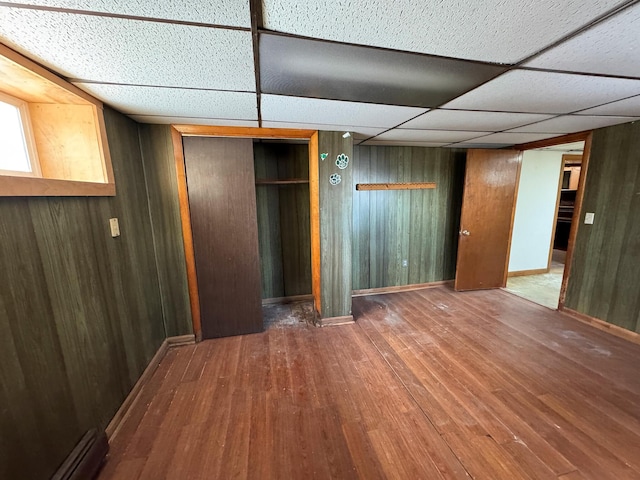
<box><xmin>98</xmin><ymin>286</ymin><xmax>640</xmax><ymax>480</ymax></box>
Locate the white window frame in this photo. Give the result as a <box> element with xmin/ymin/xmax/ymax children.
<box><xmin>0</xmin><ymin>90</ymin><xmax>41</xmax><ymax>177</ymax></box>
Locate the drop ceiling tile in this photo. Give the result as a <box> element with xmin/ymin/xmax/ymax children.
<box><xmin>0</xmin><ymin>0</ymin><xmax>251</xmax><ymax>27</ymax></box>
<box><xmin>469</xmin><ymin>132</ymin><xmax>563</xmax><ymax>144</ymax></box>
<box><xmin>401</xmin><ymin>109</ymin><xmax>554</xmax><ymax>131</ymax></box>
<box><xmin>74</xmin><ymin>83</ymin><xmax>257</xmax><ymax>119</ymax></box>
<box><xmin>576</xmin><ymin>95</ymin><xmax>640</xmax><ymax>116</ymax></box>
<box><xmin>443</xmin><ymin>70</ymin><xmax>640</xmax><ymax>114</ymax></box>
<box><xmin>262</xmin><ymin>0</ymin><xmax>625</xmax><ymax>63</ymax></box>
<box><xmin>526</xmin><ymin>3</ymin><xmax>640</xmax><ymax>77</ymax></box>
<box><xmin>129</xmin><ymin>116</ymin><xmax>259</xmax><ymax>127</ymax></box>
<box><xmin>359</xmin><ymin>140</ymin><xmax>449</xmax><ymax>147</ymax></box>
<box><xmin>259</xmin><ymin>33</ymin><xmax>506</xmax><ymax>108</ymax></box>
<box><xmin>375</xmin><ymin>129</ymin><xmax>490</xmax><ymax>143</ymax></box>
<box><xmin>446</xmin><ymin>142</ymin><xmax>512</xmax><ymax>149</ymax></box>
<box><xmin>261</xmin><ymin>95</ymin><xmax>426</xmax><ymax>128</ymax></box>
<box><xmin>261</xmin><ymin>121</ymin><xmax>385</xmax><ymax>140</ymax></box>
<box><xmin>0</xmin><ymin>7</ymin><xmax>255</xmax><ymax>90</ymax></box>
<box><xmin>507</xmin><ymin>115</ymin><xmax>637</xmax><ymax>134</ymax></box>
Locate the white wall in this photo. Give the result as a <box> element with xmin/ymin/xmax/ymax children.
<box><xmin>508</xmin><ymin>150</ymin><xmax>564</xmax><ymax>273</ymax></box>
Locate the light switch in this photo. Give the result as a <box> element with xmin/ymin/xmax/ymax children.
<box><xmin>584</xmin><ymin>212</ymin><xmax>595</xmax><ymax>225</ymax></box>
<box><xmin>109</xmin><ymin>218</ymin><xmax>121</xmax><ymax>237</ymax></box>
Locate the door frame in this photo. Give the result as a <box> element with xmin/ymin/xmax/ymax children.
<box><xmin>170</xmin><ymin>125</ymin><xmax>319</xmax><ymax>340</ymax></box>
<box><xmin>515</xmin><ymin>131</ymin><xmax>593</xmax><ymax>310</ymax></box>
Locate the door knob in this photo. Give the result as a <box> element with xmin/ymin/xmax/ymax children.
<box><xmin>460</xmin><ymin>229</ymin><xmax>470</xmax><ymax>236</ymax></box>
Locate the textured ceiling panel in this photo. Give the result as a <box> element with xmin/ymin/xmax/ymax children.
<box><xmin>359</xmin><ymin>140</ymin><xmax>449</xmax><ymax>147</ymax></box>
<box><xmin>129</xmin><ymin>116</ymin><xmax>259</xmax><ymax>127</ymax></box>
<box><xmin>261</xmin><ymin>95</ymin><xmax>426</xmax><ymax>128</ymax></box>
<box><xmin>0</xmin><ymin>0</ymin><xmax>251</xmax><ymax>26</ymax></box>
<box><xmin>526</xmin><ymin>3</ymin><xmax>640</xmax><ymax>77</ymax></box>
<box><xmin>374</xmin><ymin>129</ymin><xmax>490</xmax><ymax>143</ymax></box>
<box><xmin>74</xmin><ymin>83</ymin><xmax>258</xmax><ymax>119</ymax></box>
<box><xmin>507</xmin><ymin>115</ymin><xmax>637</xmax><ymax>134</ymax></box>
<box><xmin>447</xmin><ymin>142</ymin><xmax>512</xmax><ymax>149</ymax></box>
<box><xmin>262</xmin><ymin>0</ymin><xmax>625</xmax><ymax>63</ymax></box>
<box><xmin>401</xmin><ymin>109</ymin><xmax>554</xmax><ymax>131</ymax></box>
<box><xmin>0</xmin><ymin>7</ymin><xmax>255</xmax><ymax>90</ymax></box>
<box><xmin>576</xmin><ymin>95</ymin><xmax>640</xmax><ymax>116</ymax></box>
<box><xmin>469</xmin><ymin>132</ymin><xmax>562</xmax><ymax>144</ymax></box>
<box><xmin>261</xmin><ymin>121</ymin><xmax>384</xmax><ymax>139</ymax></box>
<box><xmin>259</xmin><ymin>33</ymin><xmax>506</xmax><ymax>107</ymax></box>
<box><xmin>443</xmin><ymin>70</ymin><xmax>640</xmax><ymax>114</ymax></box>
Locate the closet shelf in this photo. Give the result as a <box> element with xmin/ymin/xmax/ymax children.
<box><xmin>255</xmin><ymin>179</ymin><xmax>309</xmax><ymax>185</ymax></box>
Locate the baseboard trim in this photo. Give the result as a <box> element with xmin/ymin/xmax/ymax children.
<box><xmin>262</xmin><ymin>294</ymin><xmax>313</xmax><ymax>305</ymax></box>
<box><xmin>561</xmin><ymin>307</ymin><xmax>640</xmax><ymax>346</ymax></box>
<box><xmin>352</xmin><ymin>280</ymin><xmax>453</xmax><ymax>297</ymax></box>
<box><xmin>105</xmin><ymin>334</ymin><xmax>194</xmax><ymax>441</ymax></box>
<box><xmin>167</xmin><ymin>334</ymin><xmax>196</xmax><ymax>347</ymax></box>
<box><xmin>317</xmin><ymin>314</ymin><xmax>354</xmax><ymax>327</ymax></box>
<box><xmin>508</xmin><ymin>268</ymin><xmax>549</xmax><ymax>277</ymax></box>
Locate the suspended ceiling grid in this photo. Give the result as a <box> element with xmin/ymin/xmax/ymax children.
<box><xmin>0</xmin><ymin>0</ymin><xmax>639</xmax><ymax>146</ymax></box>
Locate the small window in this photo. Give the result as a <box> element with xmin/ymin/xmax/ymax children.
<box><xmin>0</xmin><ymin>92</ymin><xmax>40</xmax><ymax>177</ymax></box>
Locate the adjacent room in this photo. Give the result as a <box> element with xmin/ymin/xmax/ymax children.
<box><xmin>1</xmin><ymin>1</ymin><xmax>640</xmax><ymax>479</ymax></box>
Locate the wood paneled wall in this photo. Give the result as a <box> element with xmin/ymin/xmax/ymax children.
<box><xmin>565</xmin><ymin>121</ymin><xmax>640</xmax><ymax>333</ymax></box>
<box><xmin>352</xmin><ymin>146</ymin><xmax>465</xmax><ymax>290</ymax></box>
<box><xmin>138</xmin><ymin>125</ymin><xmax>192</xmax><ymax>336</ymax></box>
<box><xmin>254</xmin><ymin>142</ymin><xmax>311</xmax><ymax>299</ymax></box>
<box><xmin>317</xmin><ymin>132</ymin><xmax>353</xmax><ymax>319</ymax></box>
<box><xmin>0</xmin><ymin>109</ymin><xmax>166</xmax><ymax>480</ymax></box>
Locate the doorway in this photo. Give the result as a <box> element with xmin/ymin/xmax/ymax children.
<box><xmin>505</xmin><ymin>140</ymin><xmax>587</xmax><ymax>309</ymax></box>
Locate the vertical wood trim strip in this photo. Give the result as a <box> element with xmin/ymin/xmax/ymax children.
<box><xmin>309</xmin><ymin>132</ymin><xmax>321</xmax><ymax>315</ymax></box>
<box><xmin>559</xmin><ymin>132</ymin><xmax>592</xmax><ymax>309</ymax></box>
<box><xmin>503</xmin><ymin>152</ymin><xmax>523</xmax><ymax>287</ymax></box>
<box><xmin>95</xmin><ymin>105</ymin><xmax>115</xmax><ymax>185</ymax></box>
<box><xmin>171</xmin><ymin>127</ymin><xmax>202</xmax><ymax>340</ymax></box>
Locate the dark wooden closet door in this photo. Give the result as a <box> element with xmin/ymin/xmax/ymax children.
<box><xmin>183</xmin><ymin>137</ymin><xmax>263</xmax><ymax>338</ymax></box>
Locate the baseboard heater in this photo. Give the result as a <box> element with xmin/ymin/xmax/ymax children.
<box><xmin>52</xmin><ymin>429</ymin><xmax>109</xmax><ymax>480</ymax></box>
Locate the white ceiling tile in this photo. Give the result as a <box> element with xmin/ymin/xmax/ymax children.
<box><xmin>74</xmin><ymin>83</ymin><xmax>257</xmax><ymax>119</ymax></box>
<box><xmin>446</xmin><ymin>142</ymin><xmax>512</xmax><ymax>149</ymax></box>
<box><xmin>0</xmin><ymin>0</ymin><xmax>251</xmax><ymax>27</ymax></box>
<box><xmin>375</xmin><ymin>129</ymin><xmax>490</xmax><ymax>143</ymax></box>
<box><xmin>359</xmin><ymin>140</ymin><xmax>449</xmax><ymax>147</ymax></box>
<box><xmin>526</xmin><ymin>3</ymin><xmax>640</xmax><ymax>77</ymax></box>
<box><xmin>129</xmin><ymin>116</ymin><xmax>259</xmax><ymax>127</ymax></box>
<box><xmin>401</xmin><ymin>109</ymin><xmax>554</xmax><ymax>131</ymax></box>
<box><xmin>261</xmin><ymin>95</ymin><xmax>426</xmax><ymax>128</ymax></box>
<box><xmin>507</xmin><ymin>115</ymin><xmax>637</xmax><ymax>134</ymax></box>
<box><xmin>0</xmin><ymin>7</ymin><xmax>255</xmax><ymax>90</ymax></box>
<box><xmin>261</xmin><ymin>121</ymin><xmax>385</xmax><ymax>139</ymax></box>
<box><xmin>262</xmin><ymin>0</ymin><xmax>625</xmax><ymax>63</ymax></box>
<box><xmin>470</xmin><ymin>132</ymin><xmax>563</xmax><ymax>144</ymax></box>
<box><xmin>576</xmin><ymin>95</ymin><xmax>640</xmax><ymax>116</ymax></box>
<box><xmin>443</xmin><ymin>70</ymin><xmax>640</xmax><ymax>114</ymax></box>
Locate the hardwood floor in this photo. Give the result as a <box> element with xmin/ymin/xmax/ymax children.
<box><xmin>98</xmin><ymin>286</ymin><xmax>640</xmax><ymax>480</ymax></box>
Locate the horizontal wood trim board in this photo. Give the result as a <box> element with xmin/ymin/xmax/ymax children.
<box><xmin>317</xmin><ymin>315</ymin><xmax>354</xmax><ymax>327</ymax></box>
<box><xmin>105</xmin><ymin>339</ymin><xmax>169</xmax><ymax>441</ymax></box>
<box><xmin>356</xmin><ymin>182</ymin><xmax>437</xmax><ymax>191</ymax></box>
<box><xmin>561</xmin><ymin>307</ymin><xmax>640</xmax><ymax>346</ymax></box>
<box><xmin>262</xmin><ymin>294</ymin><xmax>314</xmax><ymax>305</ymax></box>
<box><xmin>352</xmin><ymin>281</ymin><xmax>454</xmax><ymax>297</ymax></box>
<box><xmin>507</xmin><ymin>268</ymin><xmax>549</xmax><ymax>277</ymax></box>
<box><xmin>0</xmin><ymin>175</ymin><xmax>115</xmax><ymax>196</ymax></box>
<box><xmin>516</xmin><ymin>131</ymin><xmax>591</xmax><ymax>151</ymax></box>
<box><xmin>173</xmin><ymin>125</ymin><xmax>316</xmax><ymax>139</ymax></box>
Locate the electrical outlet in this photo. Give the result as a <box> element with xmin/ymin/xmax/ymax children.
<box><xmin>109</xmin><ymin>218</ymin><xmax>120</xmax><ymax>237</ymax></box>
<box><xmin>584</xmin><ymin>212</ymin><xmax>595</xmax><ymax>225</ymax></box>
<box><xmin>402</xmin><ymin>259</ymin><xmax>408</xmax><ymax>267</ymax></box>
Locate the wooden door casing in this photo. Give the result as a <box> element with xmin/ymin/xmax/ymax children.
<box><xmin>183</xmin><ymin>136</ymin><xmax>263</xmax><ymax>338</ymax></box>
<box><xmin>455</xmin><ymin>149</ymin><xmax>522</xmax><ymax>291</ymax></box>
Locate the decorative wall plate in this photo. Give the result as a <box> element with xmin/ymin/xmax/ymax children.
<box><xmin>329</xmin><ymin>173</ymin><xmax>342</xmax><ymax>185</ymax></box>
<box><xmin>336</xmin><ymin>153</ymin><xmax>349</xmax><ymax>169</ymax></box>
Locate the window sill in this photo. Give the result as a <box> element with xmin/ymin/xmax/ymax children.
<box><xmin>0</xmin><ymin>175</ymin><xmax>115</xmax><ymax>196</ymax></box>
